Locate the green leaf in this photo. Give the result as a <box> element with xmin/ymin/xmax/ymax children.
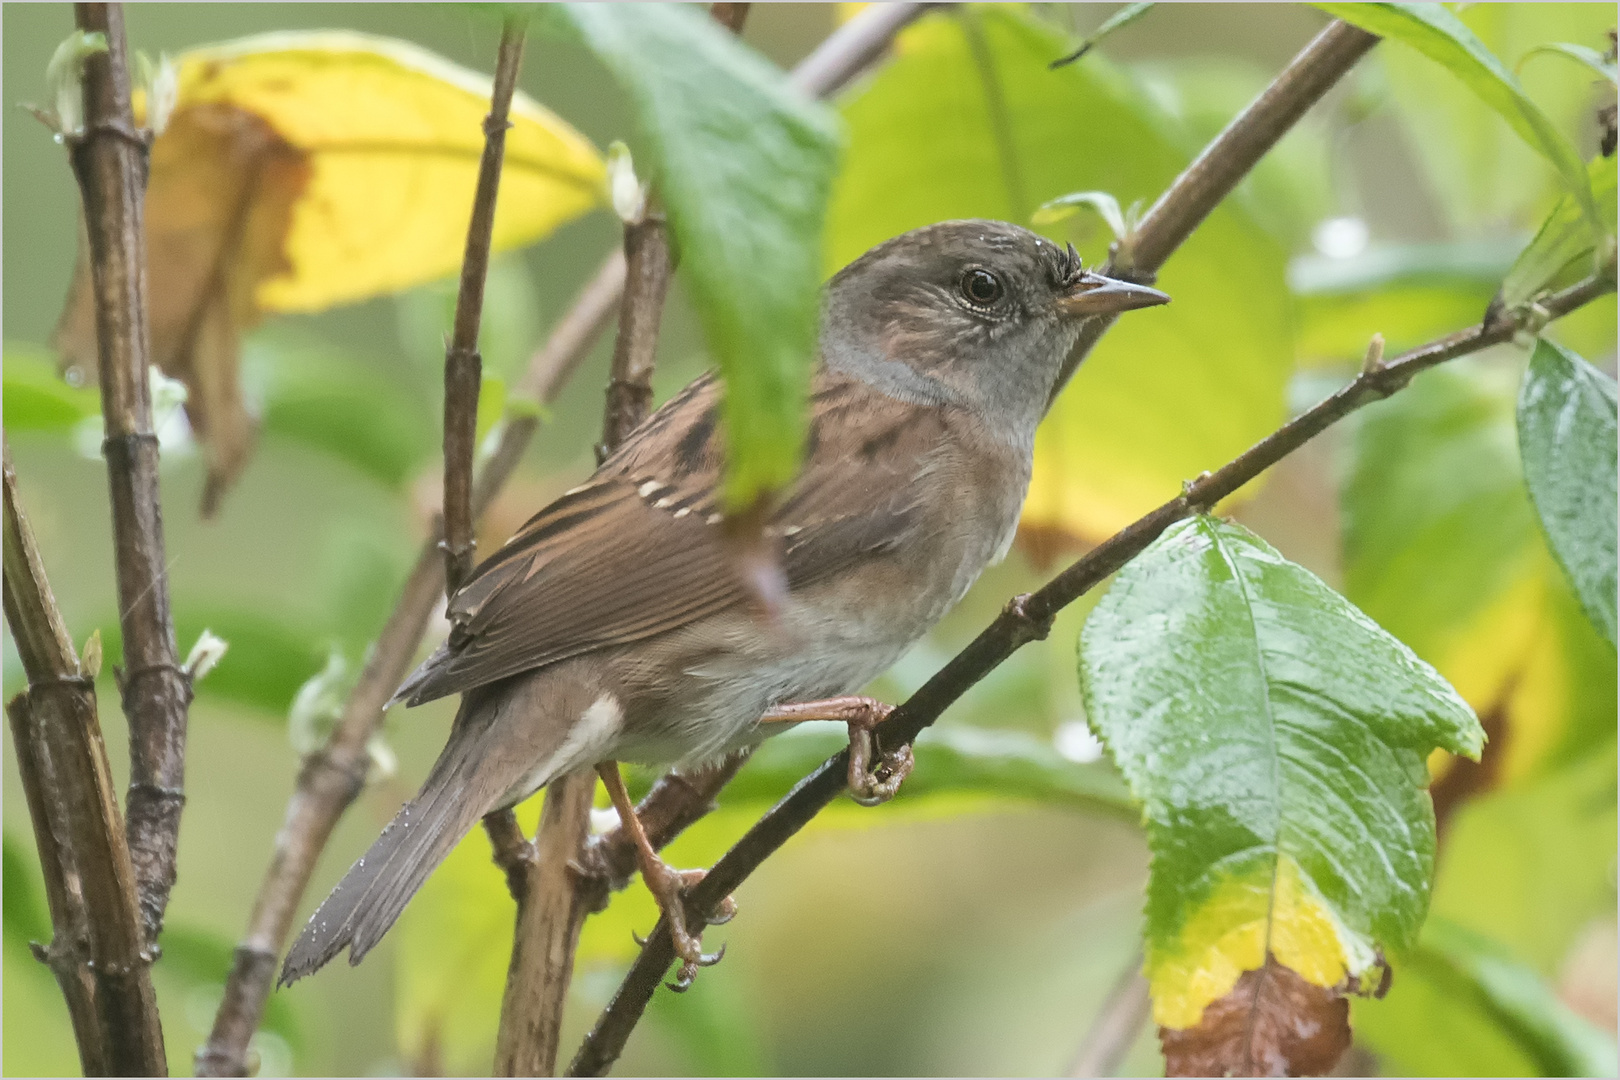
<box><xmin>1315</xmin><ymin>2</ymin><xmax>1600</xmax><ymax>235</ymax></box>
<box><xmin>1519</xmin><ymin>41</ymin><xmax>1619</xmax><ymax>86</ymax></box>
<box><xmin>1344</xmin><ymin>363</ymin><xmax>1541</xmax><ymax>661</ymax></box>
<box><xmin>1355</xmin><ymin>914</ymin><xmax>1618</xmax><ymax>1078</ymax></box>
<box><xmin>1502</xmin><ymin>155</ymin><xmax>1619</xmax><ymax>311</ymax></box>
<box><xmin>829</xmin><ymin>5</ymin><xmax>1292</xmax><ymax>542</ymax></box>
<box><xmin>1517</xmin><ymin>338</ymin><xmax>1618</xmax><ymax>645</ymax></box>
<box><xmin>548</xmin><ymin>3</ymin><xmax>840</xmax><ymax>508</ymax></box>
<box><xmin>1344</xmin><ymin>360</ymin><xmax>1617</xmax><ymax>783</ymax></box>
<box><xmin>2</xmin><ymin>344</ymin><xmax>98</xmax><ymax>433</ymax></box>
<box><xmin>1079</xmin><ymin>515</ymin><xmax>1482</xmax><ymax>1028</ymax></box>
<box><xmin>1031</xmin><ymin>190</ymin><xmax>1127</xmax><ymax>237</ymax></box>
<box><xmin>1049</xmin><ymin>2</ymin><xmax>1156</xmax><ymax>68</ymax></box>
<box><xmin>723</xmin><ymin>723</ymin><xmax>1135</xmax><ymax>817</ymax></box>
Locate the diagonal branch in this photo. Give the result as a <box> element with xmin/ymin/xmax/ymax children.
<box><xmin>69</xmin><ymin>0</ymin><xmax>194</xmax><ymax>946</ymax></box>
<box><xmin>567</xmin><ymin>259</ymin><xmax>1615</xmax><ymax>1076</ymax></box>
<box><xmin>198</xmin><ymin>6</ymin><xmax>930</xmax><ymax>1075</ymax></box>
<box><xmin>4</xmin><ymin>440</ymin><xmax>167</xmax><ymax>1076</ymax></box>
<box><xmin>489</xmin><ymin>6</ymin><xmax>739</xmax><ymax>1072</ymax></box>
<box><xmin>443</xmin><ymin>16</ymin><xmax>528</xmax><ymax>595</ymax></box>
<box><xmin>489</xmin><ymin>165</ymin><xmax>677</xmax><ymax>1080</ymax></box>
<box><xmin>1049</xmin><ymin>19</ymin><xmax>1380</xmax><ymax>402</ymax></box>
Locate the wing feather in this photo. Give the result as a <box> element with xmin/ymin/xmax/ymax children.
<box><xmin>396</xmin><ymin>369</ymin><xmax>948</xmax><ymax>706</ymax></box>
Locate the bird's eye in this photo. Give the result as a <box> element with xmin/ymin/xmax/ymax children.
<box><xmin>960</xmin><ymin>268</ymin><xmax>1004</xmax><ymax>306</ymax></box>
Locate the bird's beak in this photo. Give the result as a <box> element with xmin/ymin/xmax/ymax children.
<box><xmin>1056</xmin><ymin>270</ymin><xmax>1170</xmax><ymax>318</ymax></box>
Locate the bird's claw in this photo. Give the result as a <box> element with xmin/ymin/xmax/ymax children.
<box><xmin>638</xmin><ymin>860</ymin><xmax>736</xmax><ymax>990</ymax></box>
<box><xmin>847</xmin><ymin>708</ymin><xmax>913</xmax><ymax>806</ymax></box>
<box><xmin>667</xmin><ymin>943</ymin><xmax>727</xmax><ymax>993</ymax></box>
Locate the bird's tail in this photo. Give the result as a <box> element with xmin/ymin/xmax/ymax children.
<box><xmin>279</xmin><ymin>684</ymin><xmax>550</xmax><ymax>986</ymax></box>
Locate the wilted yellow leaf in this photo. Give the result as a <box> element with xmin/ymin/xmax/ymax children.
<box><xmin>55</xmin><ymin>31</ymin><xmax>605</xmax><ymax>513</ymax></box>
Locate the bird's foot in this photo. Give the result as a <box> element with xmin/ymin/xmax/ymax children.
<box><xmin>637</xmin><ymin>857</ymin><xmax>737</xmax><ymax>992</ymax></box>
<box><xmin>759</xmin><ymin>696</ymin><xmax>914</xmax><ymax>806</ymax></box>
<box><xmin>846</xmin><ymin>704</ymin><xmax>913</xmax><ymax>807</ymax></box>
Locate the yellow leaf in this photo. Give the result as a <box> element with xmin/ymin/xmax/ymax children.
<box><xmin>1149</xmin><ymin>854</ymin><xmax>1376</xmax><ymax>1029</ymax></box>
<box><xmin>54</xmin><ymin>31</ymin><xmax>604</xmax><ymax>514</ymax></box>
<box><xmin>170</xmin><ymin>31</ymin><xmax>605</xmax><ymax>312</ymax></box>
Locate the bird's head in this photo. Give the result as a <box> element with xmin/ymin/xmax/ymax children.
<box><xmin>821</xmin><ymin>219</ymin><xmax>1168</xmax><ymax>442</ymax></box>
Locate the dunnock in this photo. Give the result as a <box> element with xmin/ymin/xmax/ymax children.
<box><xmin>281</xmin><ymin>219</ymin><xmax>1168</xmax><ymax>986</ymax></box>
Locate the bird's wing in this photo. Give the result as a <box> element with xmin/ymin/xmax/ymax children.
<box><xmin>396</xmin><ymin>369</ymin><xmax>949</xmax><ymax>706</ymax></box>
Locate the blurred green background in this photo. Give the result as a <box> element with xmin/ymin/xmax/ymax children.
<box><xmin>4</xmin><ymin>4</ymin><xmax>1615</xmax><ymax>1076</ymax></box>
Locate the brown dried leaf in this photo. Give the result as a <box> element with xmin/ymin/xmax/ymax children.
<box><xmin>1159</xmin><ymin>956</ymin><xmax>1352</xmax><ymax>1078</ymax></box>
<box><xmin>54</xmin><ymin>103</ymin><xmax>307</xmax><ymax>515</ymax></box>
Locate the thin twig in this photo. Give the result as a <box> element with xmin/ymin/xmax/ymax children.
<box><xmin>195</xmin><ymin>171</ymin><xmax>623</xmax><ymax>1080</ymax></box>
<box><xmin>68</xmin><ymin>0</ymin><xmax>193</xmax><ymax>946</ymax></box>
<box><xmin>4</xmin><ymin>441</ymin><xmax>167</xmax><ymax>1076</ymax></box>
<box><xmin>443</xmin><ymin>16</ymin><xmax>528</xmax><ymax>595</ymax></box>
<box><xmin>1049</xmin><ymin>19</ymin><xmax>1380</xmax><ymax>403</ymax></box>
<box><xmin>491</xmin><ymin>7</ymin><xmax>696</xmax><ymax>1068</ymax></box>
<box><xmin>199</xmin><ymin>6</ymin><xmax>932</xmax><ymax>1074</ymax></box>
<box><xmin>1068</xmin><ymin>950</ymin><xmax>1151</xmax><ymax>1077</ymax></box>
<box><xmin>566</xmin><ymin>255</ymin><xmax>1616</xmax><ymax>1080</ymax></box>
<box><xmin>489</xmin><ymin>188</ymin><xmax>670</xmax><ymax>1080</ymax></box>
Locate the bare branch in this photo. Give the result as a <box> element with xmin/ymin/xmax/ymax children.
<box><xmin>68</xmin><ymin>0</ymin><xmax>193</xmax><ymax>945</ymax></box>
<box><xmin>443</xmin><ymin>17</ymin><xmax>528</xmax><ymax>595</ymax></box>
<box><xmin>565</xmin><ymin>197</ymin><xmax>1615</xmax><ymax>1080</ymax></box>
<box><xmin>492</xmin><ymin>15</ymin><xmax>684</xmax><ymax>1069</ymax></box>
<box><xmin>1068</xmin><ymin>951</ymin><xmax>1151</xmax><ymax>1078</ymax></box>
<box><xmin>201</xmin><ymin>7</ymin><xmax>932</xmax><ymax>1073</ymax></box>
<box><xmin>4</xmin><ymin>441</ymin><xmax>167</xmax><ymax>1075</ymax></box>
<box><xmin>1049</xmin><ymin>19</ymin><xmax>1380</xmax><ymax>401</ymax></box>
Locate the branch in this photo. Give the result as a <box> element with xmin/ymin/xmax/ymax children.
<box><xmin>1068</xmin><ymin>950</ymin><xmax>1151</xmax><ymax>1078</ymax></box>
<box><xmin>564</xmin><ymin>197</ymin><xmax>1616</xmax><ymax>1080</ymax></box>
<box><xmin>491</xmin><ymin>2</ymin><xmax>720</xmax><ymax>1067</ymax></box>
<box><xmin>195</xmin><ymin>174</ymin><xmax>624</xmax><ymax>1080</ymax></box>
<box><xmin>443</xmin><ymin>17</ymin><xmax>527</xmax><ymax>595</ymax></box>
<box><xmin>199</xmin><ymin>6</ymin><xmax>931</xmax><ymax>1074</ymax></box>
<box><xmin>1049</xmin><ymin>19</ymin><xmax>1380</xmax><ymax>401</ymax></box>
<box><xmin>68</xmin><ymin>0</ymin><xmax>193</xmax><ymax>945</ymax></box>
<box><xmin>4</xmin><ymin>441</ymin><xmax>167</xmax><ymax>1076</ymax></box>
<box><xmin>489</xmin><ymin>197</ymin><xmax>675</xmax><ymax>1080</ymax></box>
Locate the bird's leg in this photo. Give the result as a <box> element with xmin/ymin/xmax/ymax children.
<box><xmin>595</xmin><ymin>760</ymin><xmax>734</xmax><ymax>991</ymax></box>
<box><xmin>759</xmin><ymin>696</ymin><xmax>914</xmax><ymax>807</ymax></box>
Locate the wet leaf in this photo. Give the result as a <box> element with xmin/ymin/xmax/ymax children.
<box><xmin>1369</xmin><ymin>3</ymin><xmax>1616</xmax><ymax>233</ymax></box>
<box><xmin>1517</xmin><ymin>338</ymin><xmax>1618</xmax><ymax>644</ymax></box>
<box><xmin>1158</xmin><ymin>956</ymin><xmax>1351</xmax><ymax>1077</ymax></box>
<box><xmin>827</xmin><ymin>6</ymin><xmax>1292</xmax><ymax>544</ymax></box>
<box><xmin>1345</xmin><ymin>360</ymin><xmax>1617</xmax><ymax>786</ymax></box>
<box><xmin>1079</xmin><ymin>516</ymin><xmax>1482</xmax><ymax>1031</ymax></box>
<box><xmin>1316</xmin><ymin>2</ymin><xmax>1600</xmax><ymax>234</ymax></box>
<box><xmin>548</xmin><ymin>3</ymin><xmax>840</xmax><ymax>509</ymax></box>
<box><xmin>53</xmin><ymin>31</ymin><xmax>605</xmax><ymax>513</ymax></box>
<box><xmin>1501</xmin><ymin>155</ymin><xmax>1618</xmax><ymax>311</ymax></box>
<box><xmin>1519</xmin><ymin>41</ymin><xmax>1619</xmax><ymax>86</ymax></box>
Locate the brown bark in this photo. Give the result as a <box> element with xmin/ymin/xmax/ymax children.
<box><xmin>69</xmin><ymin>0</ymin><xmax>194</xmax><ymax>945</ymax></box>
<box><xmin>4</xmin><ymin>442</ymin><xmax>167</xmax><ymax>1075</ymax></box>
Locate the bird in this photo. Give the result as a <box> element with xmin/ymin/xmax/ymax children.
<box><xmin>279</xmin><ymin>219</ymin><xmax>1168</xmax><ymax>988</ymax></box>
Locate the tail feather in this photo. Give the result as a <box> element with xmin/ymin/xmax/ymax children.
<box><xmin>279</xmin><ymin>671</ymin><xmax>595</xmax><ymax>986</ymax></box>
<box><xmin>278</xmin><ymin>749</ymin><xmax>486</xmax><ymax>986</ymax></box>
